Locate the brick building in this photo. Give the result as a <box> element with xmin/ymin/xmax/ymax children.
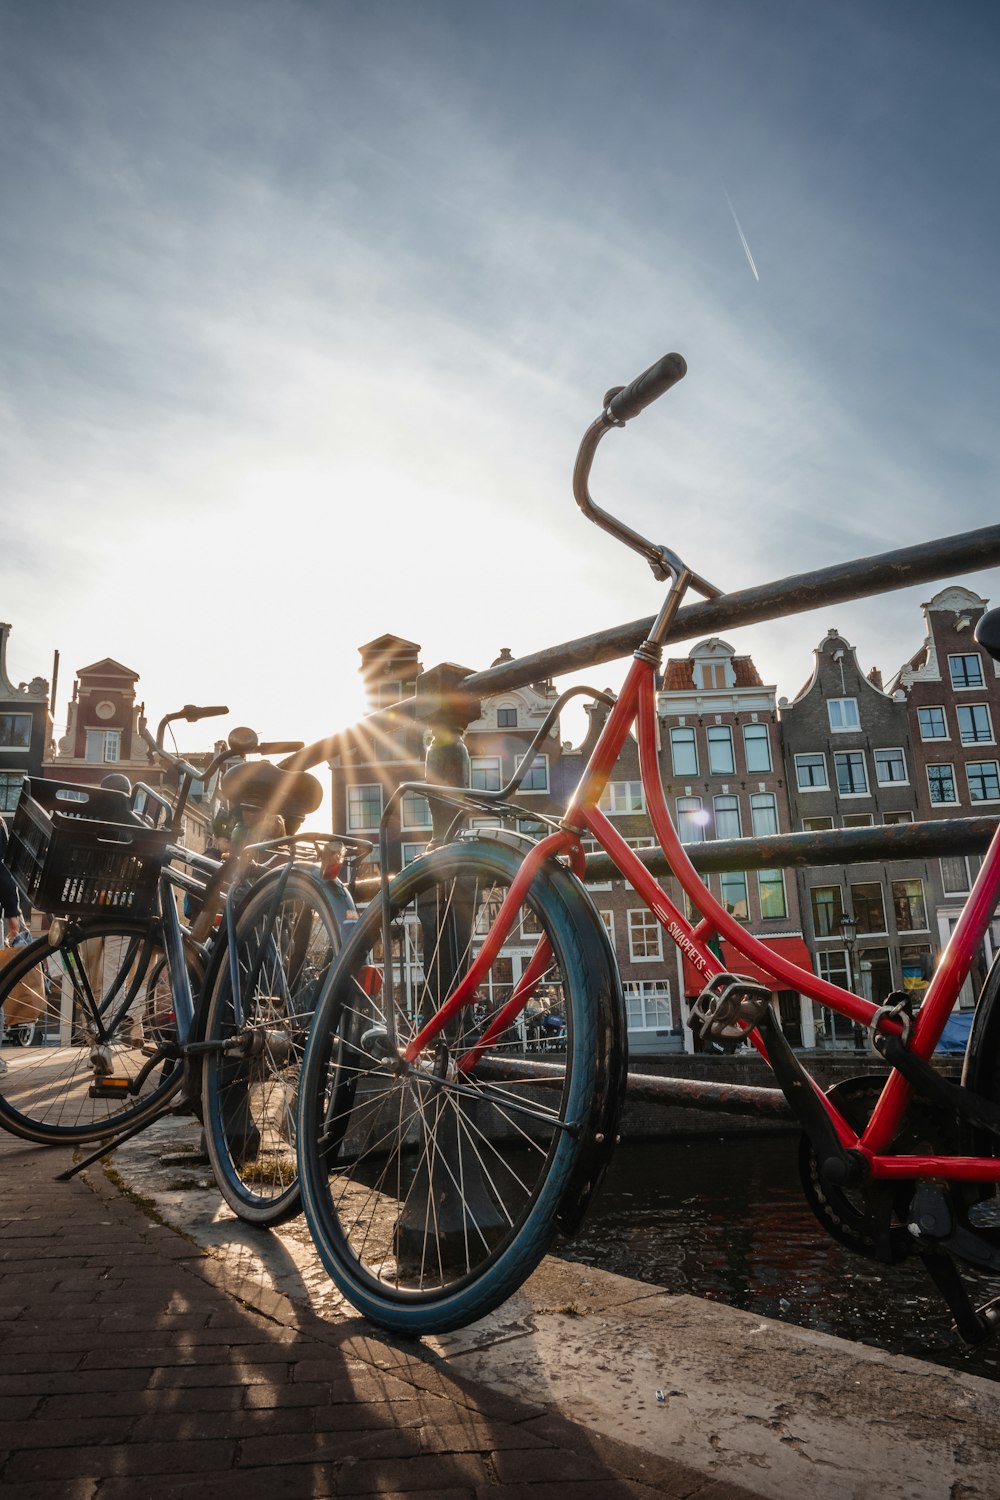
<box><xmin>779</xmin><ymin>627</ymin><xmax>928</xmax><ymax>1042</ymax></box>
<box><xmin>0</xmin><ymin>623</ymin><xmax>51</xmax><ymax>815</ymax></box>
<box><xmin>887</xmin><ymin>586</ymin><xmax>1000</xmax><ymax>1004</ymax></box>
<box><xmin>656</xmin><ymin>638</ymin><xmax>812</xmax><ymax>1046</ymax></box>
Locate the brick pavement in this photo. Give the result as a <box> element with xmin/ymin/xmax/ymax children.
<box><xmin>0</xmin><ymin>1131</ymin><xmax>765</xmax><ymax>1500</ymax></box>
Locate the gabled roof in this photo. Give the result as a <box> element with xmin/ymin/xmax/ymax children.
<box><xmin>75</xmin><ymin>658</ymin><xmax>140</xmax><ymax>681</ymax></box>
<box><xmin>358</xmin><ymin>634</ymin><xmax>421</xmax><ymax>656</ymax></box>
<box><xmin>662</xmin><ymin>656</ymin><xmax>764</xmax><ymax>690</ymax></box>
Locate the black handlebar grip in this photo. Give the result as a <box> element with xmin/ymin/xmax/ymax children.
<box><xmin>184</xmin><ymin>704</ymin><xmax>229</xmax><ymax>721</ymax></box>
<box><xmin>605</xmin><ymin>352</ymin><xmax>687</xmax><ymax>424</ymax></box>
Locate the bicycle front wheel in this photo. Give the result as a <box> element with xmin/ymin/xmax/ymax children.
<box><xmin>201</xmin><ymin>868</ymin><xmax>344</xmax><ymax>1226</ymax></box>
<box><xmin>0</xmin><ymin>920</ymin><xmax>185</xmax><ymax>1145</ymax></box>
<box><xmin>297</xmin><ymin>838</ymin><xmax>622</xmax><ymax>1335</ymax></box>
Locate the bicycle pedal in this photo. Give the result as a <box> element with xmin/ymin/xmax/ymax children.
<box><xmin>88</xmin><ymin>1076</ymin><xmax>132</xmax><ymax>1099</ymax></box>
<box><xmin>691</xmin><ymin>973</ymin><xmax>772</xmax><ymax>1042</ymax></box>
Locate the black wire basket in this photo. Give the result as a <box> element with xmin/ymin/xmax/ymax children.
<box><xmin>7</xmin><ymin>779</ymin><xmax>172</xmax><ymax>918</ymax></box>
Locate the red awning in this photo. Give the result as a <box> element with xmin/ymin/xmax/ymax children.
<box><xmin>682</xmin><ymin>935</ymin><xmax>813</xmax><ymax>997</ymax></box>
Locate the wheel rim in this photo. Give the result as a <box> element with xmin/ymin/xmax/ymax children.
<box><xmin>206</xmin><ymin>881</ymin><xmax>340</xmax><ymax>1215</ymax></box>
<box><xmin>303</xmin><ymin>854</ymin><xmax>583</xmax><ymax>1309</ymax></box>
<box><xmin>0</xmin><ymin>925</ymin><xmax>182</xmax><ymax>1139</ymax></box>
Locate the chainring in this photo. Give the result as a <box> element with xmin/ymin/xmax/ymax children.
<box><xmin>798</xmin><ymin>1074</ymin><xmax>970</xmax><ymax>1265</ymax></box>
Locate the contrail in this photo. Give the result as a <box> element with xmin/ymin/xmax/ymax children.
<box><xmin>723</xmin><ymin>185</ymin><xmax>760</xmax><ymax>282</ymax></box>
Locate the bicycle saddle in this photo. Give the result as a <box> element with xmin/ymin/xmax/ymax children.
<box><xmin>220</xmin><ymin>760</ymin><xmax>323</xmax><ymax>818</ymax></box>
<box><xmin>974</xmin><ymin>607</ymin><xmax>1000</xmax><ymax>663</ymax></box>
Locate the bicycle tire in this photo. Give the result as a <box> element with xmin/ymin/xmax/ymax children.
<box><xmin>297</xmin><ymin>837</ymin><xmax>624</xmax><ymax>1335</ymax></box>
<box><xmin>0</xmin><ymin>920</ymin><xmax>186</xmax><ymax>1145</ymax></box>
<box><xmin>201</xmin><ymin>868</ymin><xmax>344</xmax><ymax>1226</ymax></box>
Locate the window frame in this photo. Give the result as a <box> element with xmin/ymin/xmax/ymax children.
<box><xmin>927</xmin><ymin>763</ymin><xmax>958</xmax><ymax>806</ymax></box>
<box><xmin>948</xmin><ymin>653</ymin><xmax>985</xmax><ymax>690</ymax></box>
<box><xmin>627</xmin><ymin>907</ymin><xmax>663</xmax><ymax>962</ymax></box>
<box><xmin>0</xmin><ymin>713</ymin><xmax>32</xmax><ymax>750</ymax></box>
<box><xmin>967</xmin><ymin>760</ymin><xmax>1000</xmax><ymax>803</ymax></box>
<box><xmin>833</xmin><ymin>749</ymin><xmax>869</xmax><ymax>797</ymax></box>
<box><xmin>470</xmin><ymin>755</ymin><xmax>502</xmax><ymax>792</ymax></box>
<box><xmin>712</xmin><ymin>794</ymin><xmax>741</xmax><ymax>841</ymax></box>
<box><xmin>749</xmin><ymin>792</ymin><xmax>778</xmax><ymax>837</ymax></box>
<box><xmin>827</xmin><ymin>697</ymin><xmax>860</xmax><ymax>733</ymax></box>
<box><xmin>917</xmin><ymin>705</ymin><xmax>949</xmax><ymax>740</ymax></box>
<box><xmin>347</xmin><ymin>782</ymin><xmax>383</xmax><ymax>831</ymax></box>
<box><xmin>757</xmin><ymin>868</ymin><xmax>787</xmax><ymax>920</ymax></box>
<box><xmin>669</xmin><ymin>725</ymin><xmax>698</xmax><ymax>777</ymax></box>
<box><xmin>956</xmin><ymin>703</ymin><xmax>994</xmax><ymax>746</ymax></box>
<box><xmin>706</xmin><ymin>724</ymin><xmax>735</xmax><ymax>775</ymax></box>
<box><xmin>742</xmin><ymin>722</ymin><xmax>772</xmax><ymax>773</ymax></box>
<box><xmin>795</xmin><ymin>752</ymin><xmax>829</xmax><ymax>791</ymax></box>
<box><xmin>873</xmin><ymin>747</ymin><xmax>908</xmax><ymax>786</ymax></box>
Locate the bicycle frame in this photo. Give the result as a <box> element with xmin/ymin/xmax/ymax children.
<box><xmin>402</xmin><ymin>646</ymin><xmax>1000</xmax><ymax>1188</ymax></box>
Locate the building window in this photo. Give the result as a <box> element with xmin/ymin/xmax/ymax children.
<box><xmin>516</xmin><ymin>753</ymin><xmax>549</xmax><ymax>792</ymax></box>
<box><xmin>598</xmin><ymin>909</ymin><xmax>615</xmax><ymax>942</ymax></box>
<box><xmin>496</xmin><ymin>707</ymin><xmax>518</xmax><ymax>728</ymax></box>
<box><xmin>892</xmin><ymin>878</ymin><xmax>928</xmax><ymax>932</ymax></box>
<box><xmin>719</xmin><ymin>870</ymin><xmax>748</xmax><ymax>919</ymax></box>
<box><xmin>927</xmin><ymin>764</ymin><xmax>958</xmax><ymax>805</ymax></box>
<box><xmin>834</xmin><ymin>751</ymin><xmax>868</xmax><ymax>796</ymax></box>
<box><xmin>698</xmin><ymin>661</ymin><xmax>729</xmax><ymax>690</ymax></box>
<box><xmin>949</xmin><ymin>653</ymin><xmax>984</xmax><ymax>689</ymax></box>
<box><xmin>0</xmin><ymin>772</ymin><xmax>23</xmax><ymax>812</ymax></box>
<box><xmin>827</xmin><ymin>698</ymin><xmax>860</xmax><ymax>732</ymax></box>
<box><xmin>811</xmin><ymin>885</ymin><xmax>843</xmax><ymax>938</ymax></box>
<box><xmin>623</xmin><ymin>980</ymin><xmax>672</xmax><ymax>1030</ymax></box>
<box><xmin>347</xmin><ymin>783</ymin><xmax>383</xmax><ymax>830</ymax></box>
<box><xmin>85</xmin><ymin>729</ymin><xmax>121</xmax><ymax>764</ymax></box>
<box><xmin>901</xmin><ymin>944</ymin><xmax>932</xmax><ymax>993</ymax></box>
<box><xmin>758</xmin><ymin>869</ymin><xmax>787</xmax><ymax>919</ymax></box>
<box><xmin>873</xmin><ymin>748</ymin><xmax>908</xmax><ymax>785</ymax></box>
<box><xmin>957</xmin><ymin>704</ymin><xmax>993</xmax><ymax>745</ymax></box>
<box><xmin>817</xmin><ymin>949</ymin><xmax>850</xmax><ymax>988</ymax></box>
<box><xmin>884</xmin><ymin>810</ymin><xmax>915</xmax><ymax>824</ymax></box>
<box><xmin>917</xmin><ymin>706</ymin><xmax>948</xmax><ymax>740</ymax></box>
<box><xmin>743</xmin><ymin>723</ymin><xmax>771</xmax><ymax>772</ymax></box>
<box><xmin>850</xmin><ymin>881</ymin><xmax>887</xmax><ymax>935</ymax></box>
<box><xmin>802</xmin><ymin>815</ymin><xmax>834</xmax><ymax>832</ymax></box>
<box><xmin>401</xmin><ymin>841</ymin><xmax>429</xmax><ymax>866</ymax></box>
<box><xmin>750</xmin><ymin>792</ymin><xmax>778</xmax><ymax>837</ymax></box>
<box><xmin>0</xmin><ymin>714</ymin><xmax>31</xmax><ymax>750</ymax></box>
<box><xmin>940</xmin><ymin>855</ymin><xmax>980</xmax><ymax>896</ymax></box>
<box><xmin>627</xmin><ymin>908</ymin><xmax>663</xmax><ymax>961</ymax></box>
<box><xmin>669</xmin><ymin>726</ymin><xmax>698</xmax><ymax>776</ymax></box>
<box><xmin>967</xmin><ymin>761</ymin><xmax>1000</xmax><ymax>802</ymax></box>
<box><xmin>471</xmin><ymin>755</ymin><xmax>502</xmax><ymax>792</ymax></box>
<box><xmin>675</xmin><ymin>796</ymin><xmax>705</xmax><ymax>842</ymax></box>
<box><xmin>400</xmin><ymin>791</ymin><xmax>432</xmax><ymax>829</ymax></box>
<box><xmin>706</xmin><ymin>725</ymin><xmax>735</xmax><ymax>774</ymax></box>
<box><xmin>795</xmin><ymin>753</ymin><xmax>828</xmax><ymax>790</ymax></box>
<box><xmin>599</xmin><ymin>780</ymin><xmax>645</xmax><ymax>815</ymax></box>
<box><xmin>713</xmin><ymin>795</ymin><xmax>741</xmax><ymax>840</ymax></box>
<box><xmin>842</xmin><ymin>812</ymin><xmax>874</xmax><ymax>827</ymax></box>
<box><xmin>581</xmin><ymin>837</ymin><xmax>612</xmax><ymax>891</ymax></box>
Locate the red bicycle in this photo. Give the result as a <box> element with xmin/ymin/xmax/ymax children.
<box><xmin>297</xmin><ymin>354</ymin><xmax>1000</xmax><ymax>1336</ymax></box>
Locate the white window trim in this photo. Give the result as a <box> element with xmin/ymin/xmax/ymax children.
<box><xmin>706</xmin><ymin>724</ymin><xmax>736</xmax><ymax>775</ymax></box>
<box><xmin>927</xmin><ymin>763</ymin><xmax>959</xmax><ymax>805</ymax></box>
<box><xmin>622</xmin><ymin>979</ymin><xmax>673</xmax><ymax>1030</ymax></box>
<box><xmin>794</xmin><ymin>753</ymin><xmax>830</xmax><ymax>792</ymax></box>
<box><xmin>515</xmin><ymin>752</ymin><xmax>549</xmax><ymax>795</ymax></box>
<box><xmin>470</xmin><ymin>755</ymin><xmax>502</xmax><ymax>792</ymax></box>
<box><xmin>833</xmin><ymin>750</ymin><xmax>870</xmax><ymax>799</ymax></box>
<box><xmin>873</xmin><ymin>747</ymin><xmax>909</xmax><ymax>787</ymax></box>
<box><xmin>827</xmin><ymin>697</ymin><xmax>860</xmax><ymax>733</ymax></box>
<box><xmin>598</xmin><ymin>909</ymin><xmax>615</xmax><ymax>943</ymax></box>
<box><xmin>756</xmin><ymin>869</ymin><xmax>787</xmax><ymax>920</ymax></box>
<box><xmin>347</xmin><ymin>782</ymin><xmax>383</xmax><ymax>831</ymax></box>
<box><xmin>917</xmin><ymin>705</ymin><xmax>950</xmax><ymax>741</ymax></box>
<box><xmin>948</xmin><ymin>653</ymin><xmax>986</xmax><ymax>691</ymax></box>
<box><xmin>966</xmin><ymin>760</ymin><xmax>1000</xmax><ymax>804</ymax></box>
<box><xmin>956</xmin><ymin>704</ymin><xmax>996</xmax><ymax>747</ymax></box>
<box><xmin>400</xmin><ymin>791</ymin><xmax>433</xmax><ymax>830</ymax></box>
<box><xmin>742</xmin><ymin>723</ymin><xmax>772</xmax><ymax>773</ymax></box>
<box><xmin>669</xmin><ymin>727</ymin><xmax>699</xmax><ymax>778</ymax></box>
<box><xmin>627</xmin><ymin>908</ymin><xmax>663</xmax><ymax>962</ymax></box>
<box><xmin>600</xmin><ymin>780</ymin><xmax>646</xmax><ymax>816</ymax></box>
<box><xmin>401</xmin><ymin>840</ymin><xmax>429</xmax><ymax>866</ymax></box>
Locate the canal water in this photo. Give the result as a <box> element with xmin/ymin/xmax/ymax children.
<box><xmin>558</xmin><ymin>1133</ymin><xmax>1000</xmax><ymax>1381</ymax></box>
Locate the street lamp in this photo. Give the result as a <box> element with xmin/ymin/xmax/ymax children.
<box><xmin>837</xmin><ymin>911</ymin><xmax>866</xmax><ymax>1050</ymax></box>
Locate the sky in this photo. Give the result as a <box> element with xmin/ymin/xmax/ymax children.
<box><xmin>2</xmin><ymin>0</ymin><xmax>999</xmax><ymax>759</ymax></box>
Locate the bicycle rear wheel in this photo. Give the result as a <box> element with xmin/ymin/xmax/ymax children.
<box><xmin>297</xmin><ymin>838</ymin><xmax>624</xmax><ymax>1335</ymax></box>
<box><xmin>201</xmin><ymin>868</ymin><xmax>344</xmax><ymax>1225</ymax></box>
<box><xmin>0</xmin><ymin>920</ymin><xmax>185</xmax><ymax>1145</ymax></box>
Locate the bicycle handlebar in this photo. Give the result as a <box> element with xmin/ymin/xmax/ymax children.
<box><xmin>604</xmin><ymin>352</ymin><xmax>687</xmax><ymax>425</ymax></box>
